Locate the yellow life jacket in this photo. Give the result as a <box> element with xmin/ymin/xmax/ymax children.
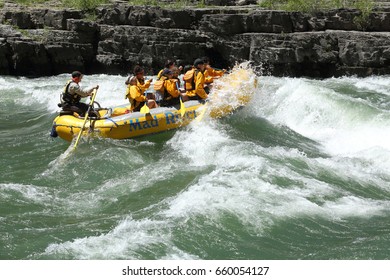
<box><xmin>125</xmin><ymin>85</ymin><xmax>131</xmax><ymax>99</ymax></box>
<box><xmin>184</xmin><ymin>69</ymin><xmax>197</xmax><ymax>91</ymax></box>
<box><xmin>153</xmin><ymin>80</ymin><xmax>165</xmax><ymax>91</ymax></box>
<box><xmin>126</xmin><ymin>85</ymin><xmax>146</xmax><ymax>111</ymax></box>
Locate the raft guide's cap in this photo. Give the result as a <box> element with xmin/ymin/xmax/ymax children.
<box><xmin>193</xmin><ymin>59</ymin><xmax>204</xmax><ymax>67</ymax></box>
<box><xmin>162</xmin><ymin>69</ymin><xmax>173</xmax><ymax>76</ymax></box>
<box><xmin>72</xmin><ymin>71</ymin><xmax>82</xmax><ymax>78</ymax></box>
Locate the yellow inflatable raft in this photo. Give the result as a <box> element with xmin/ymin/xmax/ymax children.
<box><xmin>52</xmin><ymin>66</ymin><xmax>257</xmax><ymax>142</ymax></box>
<box><xmin>53</xmin><ymin>101</ymin><xmax>203</xmax><ymax>142</ymax></box>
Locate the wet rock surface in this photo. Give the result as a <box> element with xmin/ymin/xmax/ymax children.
<box><xmin>1</xmin><ymin>2</ymin><xmax>390</xmax><ymax>77</ymax></box>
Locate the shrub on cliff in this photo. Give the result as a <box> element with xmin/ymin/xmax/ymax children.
<box><xmin>13</xmin><ymin>0</ymin><xmax>110</xmax><ymax>10</ymax></box>
<box><xmin>260</xmin><ymin>0</ymin><xmax>373</xmax><ymax>13</ymax></box>
<box><xmin>260</xmin><ymin>0</ymin><xmax>374</xmax><ymax>30</ymax></box>
<box><xmin>13</xmin><ymin>0</ymin><xmax>49</xmax><ymax>5</ymax></box>
<box><xmin>62</xmin><ymin>0</ymin><xmax>109</xmax><ymax>10</ymax></box>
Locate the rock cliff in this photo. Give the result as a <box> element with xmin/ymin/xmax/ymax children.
<box><xmin>1</xmin><ymin>1</ymin><xmax>390</xmax><ymax>77</ymax></box>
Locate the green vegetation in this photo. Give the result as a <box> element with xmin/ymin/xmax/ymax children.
<box><xmin>196</xmin><ymin>0</ymin><xmax>207</xmax><ymax>8</ymax></box>
<box><xmin>62</xmin><ymin>0</ymin><xmax>109</xmax><ymax>10</ymax></box>
<box><xmin>12</xmin><ymin>0</ymin><xmax>48</xmax><ymax>5</ymax></box>
<box><xmin>7</xmin><ymin>0</ymin><xmax>375</xmax><ymax>16</ymax></box>
<box><xmin>9</xmin><ymin>0</ymin><xmax>375</xmax><ymax>12</ymax></box>
<box><xmin>260</xmin><ymin>0</ymin><xmax>374</xmax><ymax>13</ymax></box>
<box><xmin>10</xmin><ymin>0</ymin><xmax>192</xmax><ymax>9</ymax></box>
<box><xmin>11</xmin><ymin>0</ymin><xmax>109</xmax><ymax>10</ymax></box>
<box><xmin>128</xmin><ymin>0</ymin><xmax>202</xmax><ymax>8</ymax></box>
<box><xmin>2</xmin><ymin>14</ymin><xmax>52</xmax><ymax>42</ymax></box>
<box><xmin>259</xmin><ymin>0</ymin><xmax>374</xmax><ymax>29</ymax></box>
<box><xmin>353</xmin><ymin>0</ymin><xmax>374</xmax><ymax>30</ymax></box>
<box><xmin>85</xmin><ymin>11</ymin><xmax>98</xmax><ymax>22</ymax></box>
<box><xmin>130</xmin><ymin>0</ymin><xmax>159</xmax><ymax>6</ymax></box>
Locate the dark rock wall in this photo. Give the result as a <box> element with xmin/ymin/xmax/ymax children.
<box><xmin>1</xmin><ymin>2</ymin><xmax>390</xmax><ymax>77</ymax></box>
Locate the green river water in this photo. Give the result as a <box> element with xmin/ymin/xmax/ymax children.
<box><xmin>1</xmin><ymin>69</ymin><xmax>389</xmax><ymax>260</ymax></box>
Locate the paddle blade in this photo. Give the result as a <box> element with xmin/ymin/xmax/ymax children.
<box><xmin>140</xmin><ymin>103</ymin><xmax>150</xmax><ymax>114</ymax></box>
<box><xmin>179</xmin><ymin>99</ymin><xmax>186</xmax><ymax>117</ymax></box>
<box><xmin>73</xmin><ymin>128</ymin><xmax>84</xmax><ymax>149</ymax></box>
<box><xmin>196</xmin><ymin>103</ymin><xmax>208</xmax><ymax>122</ymax></box>
<box><xmin>73</xmin><ymin>88</ymin><xmax>98</xmax><ymax>150</ymax></box>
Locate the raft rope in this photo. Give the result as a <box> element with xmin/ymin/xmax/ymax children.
<box><xmin>105</xmin><ymin>117</ymin><xmax>119</xmax><ymax>128</ymax></box>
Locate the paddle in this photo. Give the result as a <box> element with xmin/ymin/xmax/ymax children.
<box><xmin>139</xmin><ymin>91</ymin><xmax>150</xmax><ymax>114</ymax></box>
<box><xmin>176</xmin><ymin>81</ymin><xmax>186</xmax><ymax>117</ymax></box>
<box><xmin>139</xmin><ymin>102</ymin><xmax>150</xmax><ymax>114</ymax></box>
<box><xmin>196</xmin><ymin>100</ymin><xmax>208</xmax><ymax>122</ymax></box>
<box><xmin>73</xmin><ymin>88</ymin><xmax>97</xmax><ymax>149</ymax></box>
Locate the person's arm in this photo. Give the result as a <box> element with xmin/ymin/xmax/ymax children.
<box><xmin>205</xmin><ymin>67</ymin><xmax>225</xmax><ymax>84</ymax></box>
<box><xmin>137</xmin><ymin>79</ymin><xmax>152</xmax><ymax>91</ymax></box>
<box><xmin>195</xmin><ymin>72</ymin><xmax>208</xmax><ymax>99</ymax></box>
<box><xmin>204</xmin><ymin>69</ymin><xmax>214</xmax><ymax>84</ymax></box>
<box><xmin>69</xmin><ymin>83</ymin><xmax>98</xmax><ymax>97</ymax></box>
<box><xmin>166</xmin><ymin>80</ymin><xmax>180</xmax><ymax>98</ymax></box>
<box><xmin>210</xmin><ymin>67</ymin><xmax>225</xmax><ymax>77</ymax></box>
<box><xmin>130</xmin><ymin>86</ymin><xmax>147</xmax><ymax>102</ymax></box>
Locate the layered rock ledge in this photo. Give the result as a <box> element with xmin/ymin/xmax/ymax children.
<box><xmin>1</xmin><ymin>1</ymin><xmax>390</xmax><ymax>77</ymax></box>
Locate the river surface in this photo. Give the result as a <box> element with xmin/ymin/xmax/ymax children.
<box><xmin>1</xmin><ymin>68</ymin><xmax>389</xmax><ymax>260</ymax></box>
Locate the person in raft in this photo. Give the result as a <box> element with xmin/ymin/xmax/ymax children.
<box><xmin>59</xmin><ymin>71</ymin><xmax>99</xmax><ymax>117</ymax></box>
<box><xmin>125</xmin><ymin>65</ymin><xmax>152</xmax><ymax>90</ymax></box>
<box><xmin>202</xmin><ymin>56</ymin><xmax>226</xmax><ymax>94</ymax></box>
<box><xmin>125</xmin><ymin>76</ymin><xmax>158</xmax><ymax>112</ymax></box>
<box><xmin>156</xmin><ymin>69</ymin><xmax>182</xmax><ymax>107</ymax></box>
<box><xmin>184</xmin><ymin>58</ymin><xmax>208</xmax><ymax>101</ymax></box>
<box><xmin>156</xmin><ymin>59</ymin><xmax>183</xmax><ymax>81</ymax></box>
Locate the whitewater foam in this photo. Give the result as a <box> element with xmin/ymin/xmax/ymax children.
<box><xmin>0</xmin><ymin>183</ymin><xmax>53</xmax><ymax>204</ymax></box>
<box><xmin>254</xmin><ymin>76</ymin><xmax>390</xmax><ymax>160</ymax></box>
<box><xmin>43</xmin><ymin>217</ymin><xmax>198</xmax><ymax>259</ymax></box>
